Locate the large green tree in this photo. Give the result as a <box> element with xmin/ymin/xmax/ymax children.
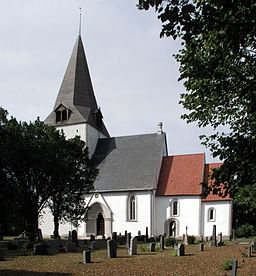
<box><xmin>138</xmin><ymin>1</ymin><xmax>256</xmax><ymax>224</ymax></box>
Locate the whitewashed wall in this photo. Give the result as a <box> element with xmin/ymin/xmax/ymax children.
<box><xmin>155</xmin><ymin>195</ymin><xmax>201</xmax><ymax>238</ymax></box>
<box><xmin>201</xmin><ymin>200</ymin><xmax>232</xmax><ymax>238</ymax></box>
<box><xmin>56</xmin><ymin>123</ymin><xmax>86</xmax><ymax>141</ymax></box>
<box><xmin>84</xmin><ymin>191</ymin><xmax>153</xmax><ymax>237</ymax></box>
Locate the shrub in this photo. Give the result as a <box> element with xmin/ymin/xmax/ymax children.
<box><xmin>236</xmin><ymin>223</ymin><xmax>255</xmax><ymax>238</ymax></box>
<box><xmin>188</xmin><ymin>235</ymin><xmax>196</xmax><ymax>244</ymax></box>
<box><xmin>155</xmin><ymin>246</ymin><xmax>160</xmax><ymax>251</ymax></box>
<box><xmin>22</xmin><ymin>241</ymin><xmax>34</xmax><ymax>250</ymax></box>
<box><xmin>222</xmin><ymin>259</ymin><xmax>233</xmax><ymax>271</ymax></box>
<box><xmin>164</xmin><ymin>237</ymin><xmax>177</xmax><ymax>247</ymax></box>
<box><xmin>172</xmin><ymin>249</ymin><xmax>177</xmax><ymax>257</ymax></box>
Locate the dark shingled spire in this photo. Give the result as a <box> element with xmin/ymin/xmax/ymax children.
<box><xmin>45</xmin><ymin>35</ymin><xmax>109</xmax><ymax>137</ymax></box>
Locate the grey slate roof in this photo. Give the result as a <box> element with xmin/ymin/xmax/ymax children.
<box><xmin>45</xmin><ymin>35</ymin><xmax>109</xmax><ymax>137</ymax></box>
<box><xmin>93</xmin><ymin>133</ymin><xmax>166</xmax><ymax>192</ymax></box>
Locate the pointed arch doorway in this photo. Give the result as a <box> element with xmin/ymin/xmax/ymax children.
<box><xmin>97</xmin><ymin>212</ymin><xmax>104</xmax><ymax>236</ymax></box>
<box><xmin>169</xmin><ymin>220</ymin><xmax>176</xmax><ymax>237</ymax></box>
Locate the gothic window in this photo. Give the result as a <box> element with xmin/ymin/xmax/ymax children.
<box><xmin>56</xmin><ymin>110</ymin><xmax>61</xmax><ymax>123</ymax></box>
<box><xmin>208</xmin><ymin>208</ymin><xmax>216</xmax><ymax>222</ymax></box>
<box><xmin>170</xmin><ymin>199</ymin><xmax>179</xmax><ymax>216</ymax></box>
<box><xmin>127</xmin><ymin>194</ymin><xmax>137</xmax><ymax>221</ymax></box>
<box><xmin>62</xmin><ymin>110</ymin><xmax>67</xmax><ymax>121</ymax></box>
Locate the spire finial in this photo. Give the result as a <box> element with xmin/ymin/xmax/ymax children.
<box><xmin>79</xmin><ymin>7</ymin><xmax>82</xmax><ymax>36</ymax></box>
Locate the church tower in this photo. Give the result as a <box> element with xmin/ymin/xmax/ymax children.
<box><xmin>45</xmin><ymin>35</ymin><xmax>109</xmax><ymax>155</ymax></box>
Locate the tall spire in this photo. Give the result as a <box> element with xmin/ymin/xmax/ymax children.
<box><xmin>45</xmin><ymin>35</ymin><xmax>109</xmax><ymax>137</ymax></box>
<box><xmin>79</xmin><ymin>7</ymin><xmax>82</xmax><ymax>36</ymax></box>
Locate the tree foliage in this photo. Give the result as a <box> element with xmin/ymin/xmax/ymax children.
<box><xmin>138</xmin><ymin>1</ymin><xmax>256</xmax><ymax>223</ymax></box>
<box><xmin>0</xmin><ymin>107</ymin><xmax>96</xmax><ymax>239</ymax></box>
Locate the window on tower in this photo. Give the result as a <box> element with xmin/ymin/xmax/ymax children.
<box><xmin>55</xmin><ymin>104</ymin><xmax>70</xmax><ymax>123</ymax></box>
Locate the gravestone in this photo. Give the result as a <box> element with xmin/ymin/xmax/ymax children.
<box><xmin>102</xmin><ymin>235</ymin><xmax>105</xmax><ymax>240</ymax></box>
<box><xmin>248</xmin><ymin>246</ymin><xmax>252</xmax><ymax>258</ymax></box>
<box><xmin>200</xmin><ymin>243</ymin><xmax>204</xmax><ymax>251</ymax></box>
<box><xmin>128</xmin><ymin>236</ymin><xmax>137</xmax><ymax>255</ymax></box>
<box><xmin>34</xmin><ymin>244</ymin><xmax>48</xmax><ymax>255</ymax></box>
<box><xmin>50</xmin><ymin>238</ymin><xmax>60</xmax><ymax>249</ymax></box>
<box><xmin>150</xmin><ymin>243</ymin><xmax>155</xmax><ymax>252</ymax></box>
<box><xmin>253</xmin><ymin>241</ymin><xmax>256</xmax><ymax>253</ymax></box>
<box><xmin>184</xmin><ymin>226</ymin><xmax>188</xmax><ymax>245</ymax></box>
<box><xmin>37</xmin><ymin>229</ymin><xmax>43</xmax><ymax>242</ymax></box>
<box><xmin>72</xmin><ymin>230</ymin><xmax>78</xmax><ymax>246</ymax></box>
<box><xmin>126</xmin><ymin>232</ymin><xmax>131</xmax><ymax>249</ymax></box>
<box><xmin>231</xmin><ymin>259</ymin><xmax>237</xmax><ymax>276</ymax></box>
<box><xmin>200</xmin><ymin>235</ymin><xmax>204</xmax><ymax>242</ymax></box>
<box><xmin>138</xmin><ymin>231</ymin><xmax>141</xmax><ymax>238</ymax></box>
<box><xmin>90</xmin><ymin>234</ymin><xmax>95</xmax><ymax>242</ymax></box>
<box><xmin>112</xmin><ymin>232</ymin><xmax>117</xmax><ymax>240</ymax></box>
<box><xmin>145</xmin><ymin>227</ymin><xmax>148</xmax><ymax>241</ymax></box>
<box><xmin>177</xmin><ymin>244</ymin><xmax>185</xmax><ymax>256</ymax></box>
<box><xmin>160</xmin><ymin>235</ymin><xmax>164</xmax><ymax>250</ymax></box>
<box><xmin>107</xmin><ymin>239</ymin><xmax>116</xmax><ymax>258</ymax></box>
<box><xmin>210</xmin><ymin>225</ymin><xmax>217</xmax><ymax>247</ymax></box>
<box><xmin>218</xmin><ymin>232</ymin><xmax>223</xmax><ymax>246</ymax></box>
<box><xmin>90</xmin><ymin>241</ymin><xmax>98</xmax><ymax>250</ymax></box>
<box><xmin>83</xmin><ymin>250</ymin><xmax>91</xmax><ymax>263</ymax></box>
<box><xmin>66</xmin><ymin>240</ymin><xmax>76</xmax><ymax>252</ymax></box>
<box><xmin>0</xmin><ymin>250</ymin><xmax>4</xmax><ymax>261</ymax></box>
<box><xmin>68</xmin><ymin>231</ymin><xmax>72</xmax><ymax>240</ymax></box>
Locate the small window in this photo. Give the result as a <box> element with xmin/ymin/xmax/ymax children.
<box><xmin>56</xmin><ymin>110</ymin><xmax>61</xmax><ymax>123</ymax></box>
<box><xmin>208</xmin><ymin>208</ymin><xmax>216</xmax><ymax>222</ymax></box>
<box><xmin>55</xmin><ymin>105</ymin><xmax>70</xmax><ymax>123</ymax></box>
<box><xmin>171</xmin><ymin>199</ymin><xmax>179</xmax><ymax>216</ymax></box>
<box><xmin>62</xmin><ymin>110</ymin><xmax>67</xmax><ymax>121</ymax></box>
<box><xmin>127</xmin><ymin>194</ymin><xmax>137</xmax><ymax>221</ymax></box>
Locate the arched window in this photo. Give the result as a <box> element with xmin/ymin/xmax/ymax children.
<box><xmin>208</xmin><ymin>208</ymin><xmax>216</xmax><ymax>221</ymax></box>
<box><xmin>127</xmin><ymin>194</ymin><xmax>137</xmax><ymax>221</ymax></box>
<box><xmin>170</xmin><ymin>199</ymin><xmax>179</xmax><ymax>216</ymax></box>
<box><xmin>62</xmin><ymin>110</ymin><xmax>67</xmax><ymax>121</ymax></box>
<box><xmin>56</xmin><ymin>110</ymin><xmax>61</xmax><ymax>123</ymax></box>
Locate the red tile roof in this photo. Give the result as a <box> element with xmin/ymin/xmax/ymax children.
<box><xmin>202</xmin><ymin>163</ymin><xmax>231</xmax><ymax>201</ymax></box>
<box><xmin>156</xmin><ymin>154</ymin><xmax>205</xmax><ymax>196</ymax></box>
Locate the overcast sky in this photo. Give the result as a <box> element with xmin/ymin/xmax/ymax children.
<box><xmin>0</xmin><ymin>0</ymin><xmax>219</xmax><ymax>163</ymax></box>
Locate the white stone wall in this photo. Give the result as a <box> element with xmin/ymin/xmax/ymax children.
<box><xmin>201</xmin><ymin>200</ymin><xmax>232</xmax><ymax>237</ymax></box>
<box><xmin>155</xmin><ymin>195</ymin><xmax>201</xmax><ymax>238</ymax></box>
<box><xmin>56</xmin><ymin>123</ymin><xmax>86</xmax><ymax>141</ymax></box>
<box><xmin>84</xmin><ymin>191</ymin><xmax>153</xmax><ymax>237</ymax></box>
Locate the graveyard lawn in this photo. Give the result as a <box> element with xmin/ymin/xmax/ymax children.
<box><xmin>0</xmin><ymin>242</ymin><xmax>256</xmax><ymax>276</ymax></box>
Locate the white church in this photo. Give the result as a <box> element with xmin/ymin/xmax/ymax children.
<box><xmin>40</xmin><ymin>34</ymin><xmax>232</xmax><ymax>240</ymax></box>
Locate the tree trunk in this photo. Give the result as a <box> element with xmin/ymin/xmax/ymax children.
<box><xmin>53</xmin><ymin>213</ymin><xmax>60</xmax><ymax>239</ymax></box>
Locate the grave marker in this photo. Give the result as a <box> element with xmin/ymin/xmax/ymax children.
<box><xmin>34</xmin><ymin>244</ymin><xmax>48</xmax><ymax>255</ymax></box>
<box><xmin>160</xmin><ymin>235</ymin><xmax>164</xmax><ymax>250</ymax></box>
<box><xmin>83</xmin><ymin>250</ymin><xmax>91</xmax><ymax>263</ymax></box>
<box><xmin>126</xmin><ymin>232</ymin><xmax>131</xmax><ymax>249</ymax></box>
<box><xmin>210</xmin><ymin>225</ymin><xmax>217</xmax><ymax>247</ymax></box>
<box><xmin>128</xmin><ymin>236</ymin><xmax>137</xmax><ymax>255</ymax></box>
<box><xmin>37</xmin><ymin>229</ymin><xmax>43</xmax><ymax>242</ymax></box>
<box><xmin>248</xmin><ymin>246</ymin><xmax>252</xmax><ymax>258</ymax></box>
<box><xmin>72</xmin><ymin>230</ymin><xmax>78</xmax><ymax>246</ymax></box>
<box><xmin>177</xmin><ymin>244</ymin><xmax>185</xmax><ymax>256</ymax></box>
<box><xmin>200</xmin><ymin>243</ymin><xmax>204</xmax><ymax>251</ymax></box>
<box><xmin>150</xmin><ymin>243</ymin><xmax>155</xmax><ymax>252</ymax></box>
<box><xmin>107</xmin><ymin>239</ymin><xmax>117</xmax><ymax>258</ymax></box>
<box><xmin>218</xmin><ymin>232</ymin><xmax>223</xmax><ymax>246</ymax></box>
<box><xmin>231</xmin><ymin>259</ymin><xmax>237</xmax><ymax>276</ymax></box>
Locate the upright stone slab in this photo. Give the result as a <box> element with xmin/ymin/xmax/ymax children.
<box><xmin>200</xmin><ymin>235</ymin><xmax>204</xmax><ymax>242</ymax></box>
<box><xmin>231</xmin><ymin>259</ymin><xmax>237</xmax><ymax>276</ymax></box>
<box><xmin>150</xmin><ymin>243</ymin><xmax>155</xmax><ymax>252</ymax></box>
<box><xmin>72</xmin><ymin>230</ymin><xmax>78</xmax><ymax>246</ymax></box>
<box><xmin>145</xmin><ymin>227</ymin><xmax>149</xmax><ymax>241</ymax></box>
<box><xmin>126</xmin><ymin>232</ymin><xmax>131</xmax><ymax>249</ymax></box>
<box><xmin>200</xmin><ymin>243</ymin><xmax>204</xmax><ymax>251</ymax></box>
<box><xmin>177</xmin><ymin>244</ymin><xmax>185</xmax><ymax>256</ymax></box>
<box><xmin>210</xmin><ymin>225</ymin><xmax>217</xmax><ymax>247</ymax></box>
<box><xmin>68</xmin><ymin>231</ymin><xmax>72</xmax><ymax>240</ymax></box>
<box><xmin>253</xmin><ymin>241</ymin><xmax>256</xmax><ymax>253</ymax></box>
<box><xmin>83</xmin><ymin>250</ymin><xmax>91</xmax><ymax>263</ymax></box>
<box><xmin>107</xmin><ymin>239</ymin><xmax>117</xmax><ymax>258</ymax></box>
<box><xmin>218</xmin><ymin>232</ymin><xmax>223</xmax><ymax>246</ymax></box>
<box><xmin>90</xmin><ymin>234</ymin><xmax>95</xmax><ymax>242</ymax></box>
<box><xmin>37</xmin><ymin>229</ymin><xmax>43</xmax><ymax>242</ymax></box>
<box><xmin>248</xmin><ymin>246</ymin><xmax>252</xmax><ymax>258</ymax></box>
<box><xmin>128</xmin><ymin>236</ymin><xmax>137</xmax><ymax>255</ymax></box>
<box><xmin>184</xmin><ymin>226</ymin><xmax>188</xmax><ymax>245</ymax></box>
<box><xmin>160</xmin><ymin>235</ymin><xmax>164</xmax><ymax>250</ymax></box>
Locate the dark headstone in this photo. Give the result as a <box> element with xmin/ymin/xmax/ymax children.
<box><xmin>138</xmin><ymin>230</ymin><xmax>141</xmax><ymax>237</ymax></box>
<box><xmin>160</xmin><ymin>235</ymin><xmax>164</xmax><ymax>250</ymax></box>
<box><xmin>210</xmin><ymin>225</ymin><xmax>217</xmax><ymax>247</ymax></box>
<box><xmin>231</xmin><ymin>259</ymin><xmax>237</xmax><ymax>276</ymax></box>
<box><xmin>66</xmin><ymin>240</ymin><xmax>76</xmax><ymax>252</ymax></box>
<box><xmin>200</xmin><ymin>243</ymin><xmax>204</xmax><ymax>251</ymax></box>
<box><xmin>0</xmin><ymin>250</ymin><xmax>4</xmax><ymax>261</ymax></box>
<box><xmin>128</xmin><ymin>236</ymin><xmax>137</xmax><ymax>255</ymax></box>
<box><xmin>90</xmin><ymin>234</ymin><xmax>95</xmax><ymax>242</ymax></box>
<box><xmin>107</xmin><ymin>239</ymin><xmax>117</xmax><ymax>258</ymax></box>
<box><xmin>72</xmin><ymin>230</ymin><xmax>78</xmax><ymax>246</ymax></box>
<box><xmin>83</xmin><ymin>250</ymin><xmax>91</xmax><ymax>263</ymax></box>
<box><xmin>68</xmin><ymin>231</ymin><xmax>72</xmax><ymax>240</ymax></box>
<box><xmin>218</xmin><ymin>232</ymin><xmax>223</xmax><ymax>246</ymax></box>
<box><xmin>177</xmin><ymin>244</ymin><xmax>185</xmax><ymax>256</ymax></box>
<box><xmin>102</xmin><ymin>235</ymin><xmax>105</xmax><ymax>240</ymax></box>
<box><xmin>112</xmin><ymin>232</ymin><xmax>117</xmax><ymax>240</ymax></box>
<box><xmin>125</xmin><ymin>230</ymin><xmax>127</xmax><ymax>240</ymax></box>
<box><xmin>145</xmin><ymin>227</ymin><xmax>148</xmax><ymax>241</ymax></box>
<box><xmin>34</xmin><ymin>244</ymin><xmax>48</xmax><ymax>255</ymax></box>
<box><xmin>150</xmin><ymin>243</ymin><xmax>155</xmax><ymax>252</ymax></box>
<box><xmin>126</xmin><ymin>232</ymin><xmax>131</xmax><ymax>249</ymax></box>
<box><xmin>37</xmin><ymin>229</ymin><xmax>43</xmax><ymax>242</ymax></box>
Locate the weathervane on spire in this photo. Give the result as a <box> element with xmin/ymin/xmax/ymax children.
<box><xmin>79</xmin><ymin>7</ymin><xmax>82</xmax><ymax>36</ymax></box>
